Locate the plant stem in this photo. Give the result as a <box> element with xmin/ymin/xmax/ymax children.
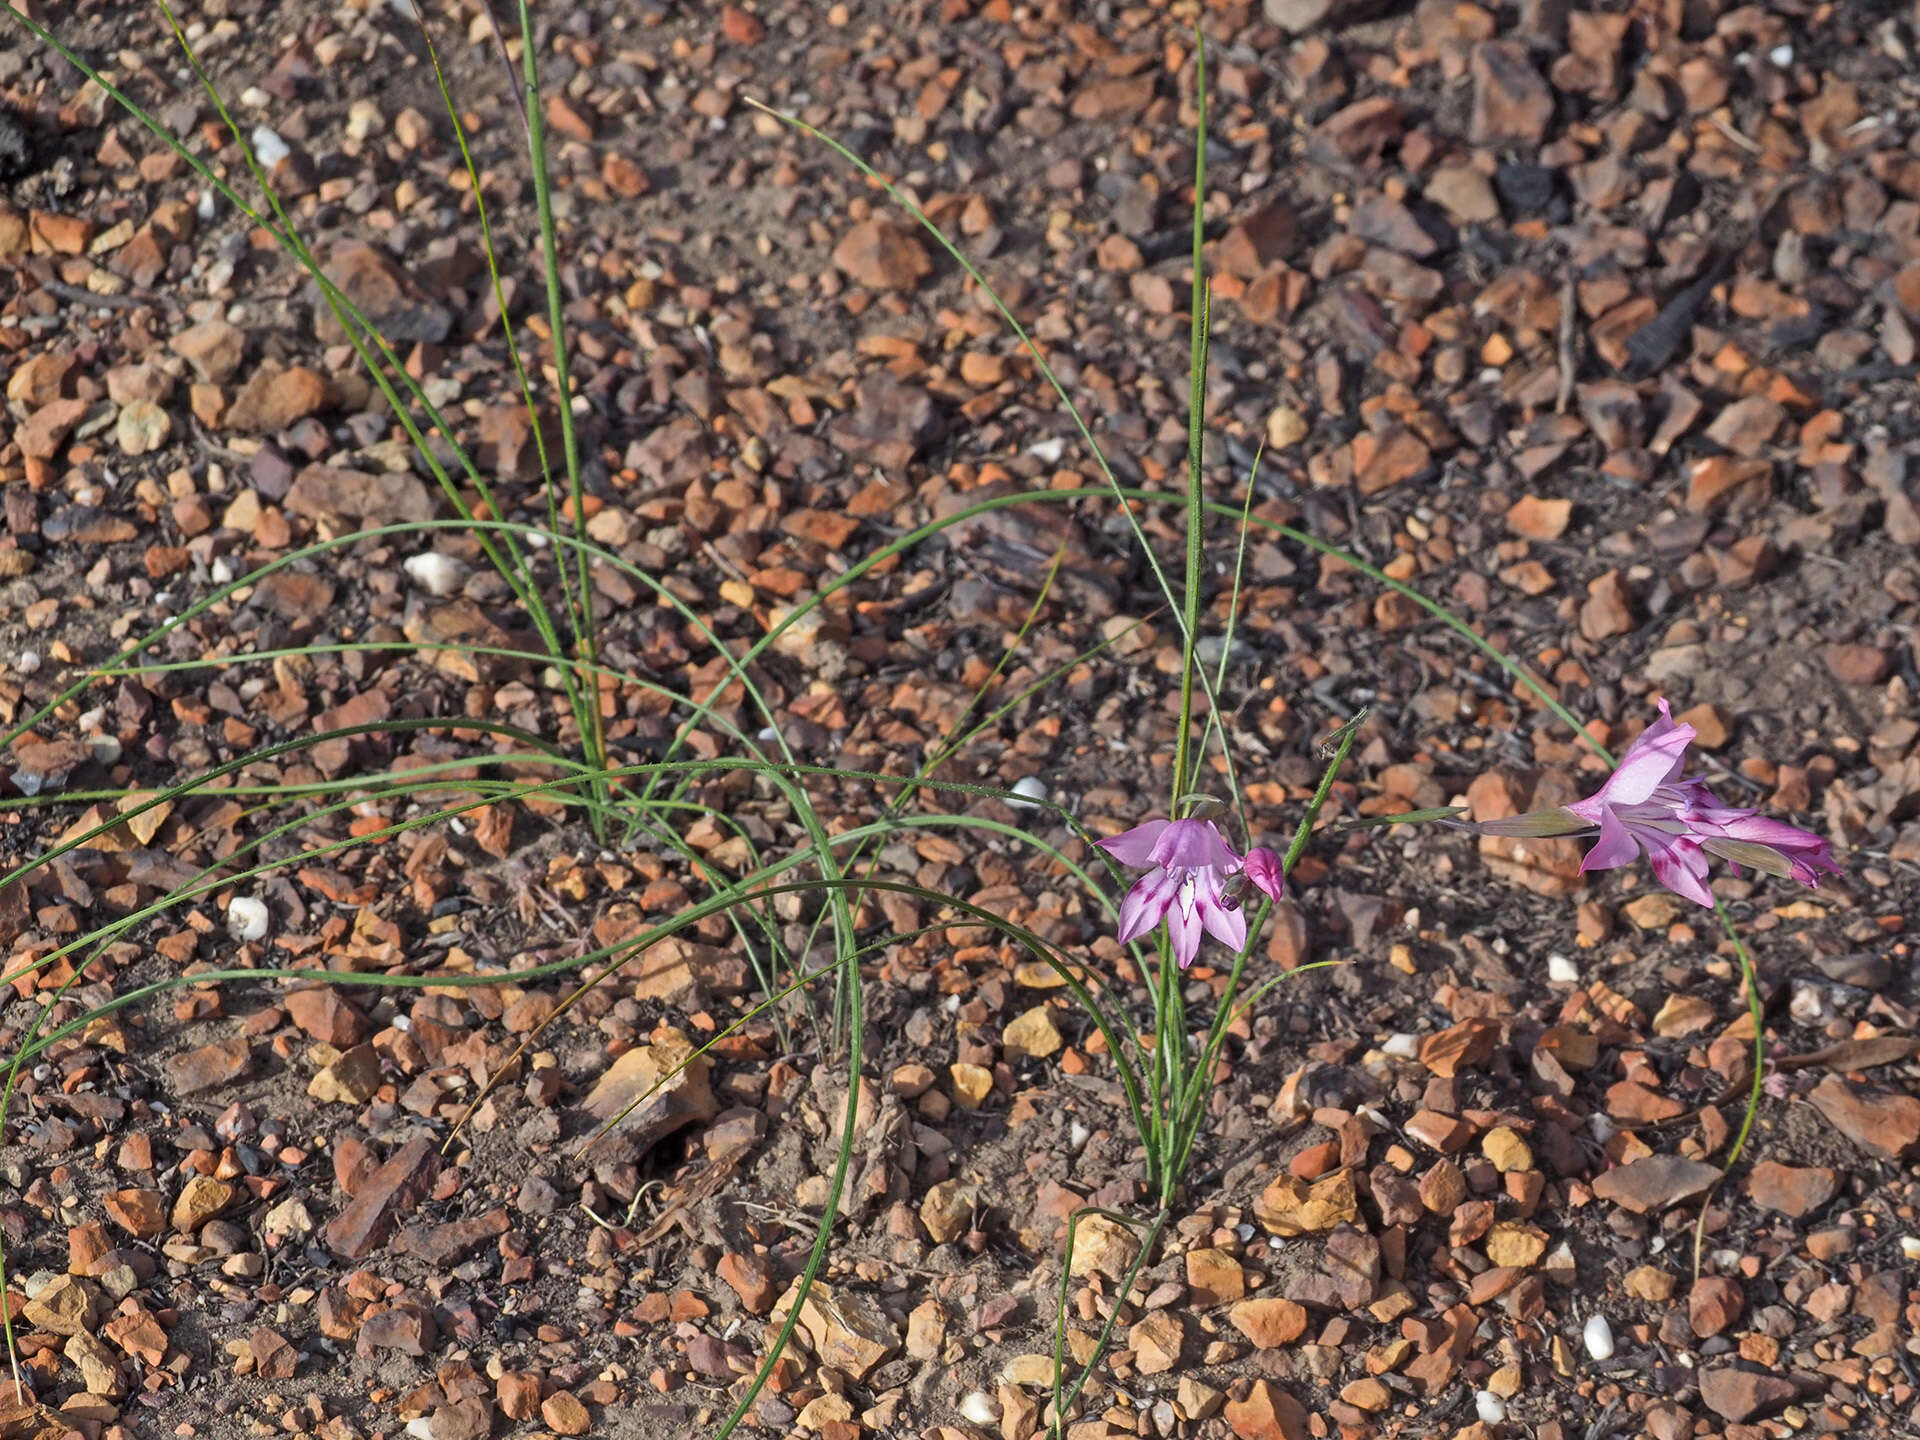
<box><xmin>1050</xmin><ymin>1207</ymin><xmax>1170</xmax><ymax>1440</ymax></box>
<box><xmin>1171</xmin><ymin>32</ymin><xmax>1209</xmax><ymax>808</ymax></box>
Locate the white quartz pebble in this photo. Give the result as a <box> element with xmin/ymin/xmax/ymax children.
<box><xmin>1583</xmin><ymin>1313</ymin><xmax>1615</xmax><ymax>1360</ymax></box>
<box><xmin>1009</xmin><ymin>775</ymin><xmax>1048</xmax><ymax>809</ymax></box>
<box><xmin>226</xmin><ymin>895</ymin><xmax>270</xmax><ymax>942</ymax></box>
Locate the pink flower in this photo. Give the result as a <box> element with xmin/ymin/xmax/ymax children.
<box><xmin>1243</xmin><ymin>847</ymin><xmax>1287</xmax><ymax>904</ymax></box>
<box><xmin>1098</xmin><ymin>816</ymin><xmax>1257</xmax><ymax>969</ymax></box>
<box><xmin>1477</xmin><ymin>699</ymin><xmax>1839</xmax><ymax>907</ymax></box>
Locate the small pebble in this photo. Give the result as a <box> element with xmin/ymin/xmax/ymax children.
<box><xmin>1583</xmin><ymin>1314</ymin><xmax>1615</xmax><ymax>1360</ymax></box>
<box><xmin>1381</xmin><ymin>1033</ymin><xmax>1420</xmax><ymax>1059</ymax></box>
<box><xmin>1008</xmin><ymin>775</ymin><xmax>1048</xmax><ymax>809</ymax></box>
<box><xmin>15</xmin><ymin>650</ymin><xmax>40</xmax><ymax>676</ymax></box>
<box><xmin>226</xmin><ymin>896</ymin><xmax>270</xmax><ymax>942</ymax></box>
<box><xmin>1475</xmin><ymin>1391</ymin><xmax>1507</xmax><ymax>1424</ymax></box>
<box><xmin>403</xmin><ymin>551</ymin><xmax>465</xmax><ymax>597</ymax></box>
<box><xmin>1900</xmin><ymin>1236</ymin><xmax>1920</xmax><ymax>1261</ymax></box>
<box><xmin>1546</xmin><ymin>954</ymin><xmax>1580</xmax><ymax>983</ymax></box>
<box><xmin>958</xmin><ymin>1392</ymin><xmax>999</xmax><ymax>1426</ymax></box>
<box><xmin>250</xmin><ymin>126</ymin><xmax>290</xmax><ymax>168</ymax></box>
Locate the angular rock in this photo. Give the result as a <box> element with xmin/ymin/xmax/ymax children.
<box><xmin>1224</xmin><ymin>1380</ymin><xmax>1309</xmax><ymax>1440</ymax></box>
<box><xmin>284</xmin><ymin>986</ymin><xmax>370</xmax><ymax>1047</ymax></box>
<box><xmin>285</xmin><ymin>464</ymin><xmax>436</xmax><ymax>529</ymax></box>
<box><xmin>1505</xmin><ymin>494</ymin><xmax>1571</xmax><ymax>540</ymax></box>
<box><xmin>396</xmin><ymin>1210</ymin><xmax>511</xmax><ymax>1267</ymax></box>
<box><xmin>170</xmin><ymin>320</ymin><xmax>246</xmax><ymax>384</ymax></box>
<box><xmin>1699</xmin><ymin>1366</ymin><xmax>1797</xmax><ymax>1423</ymax></box>
<box><xmin>1128</xmin><ymin>1310</ymin><xmax>1184</xmax><ymax>1374</ymax></box>
<box><xmin>717</xmin><ymin>1251</ymin><xmax>778</xmax><ymax>1314</ymax></box>
<box><xmin>579</xmin><ymin>1028</ymin><xmax>718</xmax><ymax>1154</ymax></box>
<box><xmin>1426</xmin><ymin>165</ymin><xmax>1500</xmax><ymax>223</ymax></box>
<box><xmin>65</xmin><ymin>1331</ymin><xmax>123</xmax><ymax>1396</ymax></box>
<box><xmin>1470</xmin><ymin>42</ymin><xmax>1554</xmax><ymax>147</ymax></box>
<box><xmin>103</xmin><ymin>1188</ymin><xmax>167</xmax><ymax>1238</ymax></box>
<box><xmin>308</xmin><ymin>1043</ymin><xmax>382</xmax><ymax>1105</ymax></box>
<box><xmin>1689</xmin><ymin>1276</ymin><xmax>1744</xmax><ymax>1337</ymax></box>
<box><xmin>1705</xmin><ymin>395</ymin><xmax>1785</xmax><ymax>458</ymax></box>
<box><xmin>1255</xmin><ymin>1169</ymin><xmax>1358</xmax><ymax>1235</ymax></box>
<box><xmin>771</xmin><ymin>1278</ymin><xmax>900</xmax><ymax>1382</ymax></box>
<box><xmin>1420</xmin><ymin>1018</ymin><xmax>1498</xmax><ymax>1077</ymax></box>
<box><xmin>1745</xmin><ymin>1161</ymin><xmax>1839</xmax><ymax>1217</ymax></box>
<box><xmin>23</xmin><ymin>1275</ymin><xmax>101</xmax><ymax>1335</ymax></box>
<box><xmin>7</xmin><ymin>350</ymin><xmax>75</xmax><ymax>409</ymax></box>
<box><xmin>1228</xmin><ymin>1297</ymin><xmax>1308</xmax><ymax>1348</ymax></box>
<box><xmin>1809</xmin><ymin>1076</ymin><xmax>1920</xmax><ymax>1160</ymax></box>
<box><xmin>20</xmin><ymin>397</ymin><xmax>89</xmax><ymax>460</ymax></box>
<box><xmin>1579</xmin><ymin>570</ymin><xmax>1635</xmax><ymax>640</ymax></box>
<box><xmin>312</xmin><ymin>241</ymin><xmax>451</xmax><ymax>345</ymax></box>
<box><xmin>322</xmin><ymin>1136</ymin><xmax>440</xmax><ymax>1259</ymax></box>
<box><xmin>429</xmin><ymin>1399</ymin><xmax>494</xmax><ymax>1440</ymax></box>
<box><xmin>249</xmin><ymin>1326</ymin><xmax>298</xmax><ymax>1379</ymax></box>
<box><xmin>1185</xmin><ymin>1248</ymin><xmax>1246</xmax><ymax>1308</ymax></box>
<box><xmin>1002</xmin><ymin>1006</ymin><xmax>1062</xmax><ymax>1061</ymax></box>
<box><xmin>172</xmin><ymin>1175</ymin><xmax>234</xmax><ymax>1232</ymax></box>
<box><xmin>1065</xmin><ymin>1214</ymin><xmax>1139</xmax><ymax>1279</ymax></box>
<box><xmin>919</xmin><ymin>1179</ymin><xmax>974</xmax><ymax>1246</ymax></box>
<box><xmin>164</xmin><ymin>1037</ymin><xmax>252</xmax><ymax>1096</ymax></box>
<box><xmin>832</xmin><ymin>219</ymin><xmax>930</xmax><ymax>291</ymax></box>
<box><xmin>1592</xmin><ymin>1155</ymin><xmax>1722</xmax><ymax>1214</ymax></box>
<box><xmin>359</xmin><ymin>1304</ymin><xmax>436</xmax><ymax>1357</ymax></box>
<box><xmin>225</xmin><ymin>363</ymin><xmax>329</xmax><ymax>433</ymax></box>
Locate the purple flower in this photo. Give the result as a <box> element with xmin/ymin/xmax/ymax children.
<box><xmin>1098</xmin><ymin>816</ymin><xmax>1253</xmax><ymax>969</ymax></box>
<box><xmin>1477</xmin><ymin>699</ymin><xmax>1839</xmax><ymax>907</ymax></box>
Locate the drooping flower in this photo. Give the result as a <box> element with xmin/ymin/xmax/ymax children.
<box><xmin>1098</xmin><ymin>816</ymin><xmax>1261</xmax><ymax>969</ymax></box>
<box><xmin>1475</xmin><ymin>699</ymin><xmax>1839</xmax><ymax>907</ymax></box>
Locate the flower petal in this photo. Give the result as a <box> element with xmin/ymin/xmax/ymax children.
<box><xmin>1576</xmin><ymin>808</ymin><xmax>1642</xmax><ymax>874</ymax></box>
<box><xmin>1584</xmin><ymin>703</ymin><xmax>1695</xmax><ymax>809</ymax></box>
<box><xmin>1116</xmin><ymin>867</ymin><xmax>1179</xmax><ymax>944</ymax></box>
<box><xmin>1098</xmin><ymin>819</ymin><xmax>1170</xmax><ymax>868</ymax></box>
<box><xmin>1242</xmin><ymin>847</ymin><xmax>1286</xmax><ymax>903</ymax></box>
<box><xmin>1647</xmin><ymin>839</ymin><xmax>1716</xmax><ymax>907</ymax></box>
<box><xmin>1150</xmin><ymin>817</ymin><xmax>1239</xmax><ymax>872</ymax></box>
<box><xmin>1166</xmin><ymin>880</ymin><xmax>1204</xmax><ymax>970</ymax></box>
<box><xmin>1701</xmin><ymin>811</ymin><xmax>1827</xmax><ymax>852</ymax></box>
<box><xmin>1198</xmin><ymin>885</ymin><xmax>1247</xmax><ymax>954</ymax></box>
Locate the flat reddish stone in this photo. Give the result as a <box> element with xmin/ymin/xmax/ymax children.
<box><xmin>1405</xmin><ymin>1110</ymin><xmax>1474</xmax><ymax>1153</ymax></box>
<box><xmin>1689</xmin><ymin>1276</ymin><xmax>1744</xmax><ymax>1337</ymax></box>
<box><xmin>323</xmin><ymin>1137</ymin><xmax>441</xmax><ymax>1260</ymax></box>
<box><xmin>1809</xmin><ymin>1076</ymin><xmax>1920</xmax><ymax>1159</ymax></box>
<box><xmin>163</xmin><ymin>1037</ymin><xmax>252</xmax><ymax>1096</ymax></box>
<box><xmin>1592</xmin><ymin>1155</ymin><xmax>1721</xmax><ymax>1214</ymax></box>
<box><xmin>1224</xmin><ymin>1379</ymin><xmax>1308</xmax><ymax>1440</ymax></box>
<box><xmin>1745</xmin><ymin>1161</ymin><xmax>1839</xmax><ymax>1218</ymax></box>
